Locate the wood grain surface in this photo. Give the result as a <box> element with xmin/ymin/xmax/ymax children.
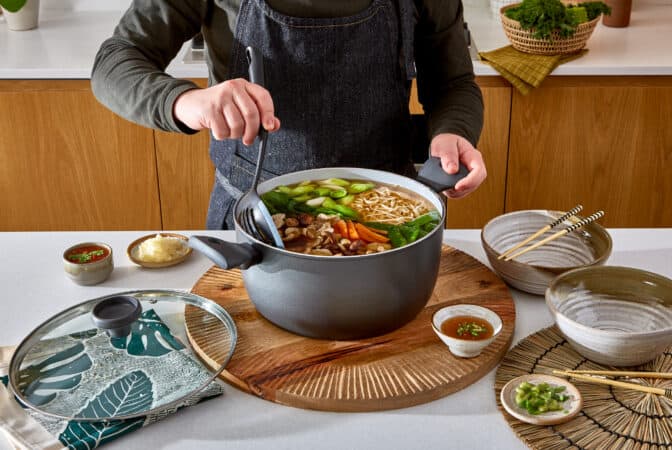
<box><xmin>186</xmin><ymin>245</ymin><xmax>516</xmax><ymax>412</ymax></box>
<box><xmin>0</xmin><ymin>80</ymin><xmax>160</xmax><ymax>231</ymax></box>
<box><xmin>507</xmin><ymin>76</ymin><xmax>672</xmax><ymax>228</ymax></box>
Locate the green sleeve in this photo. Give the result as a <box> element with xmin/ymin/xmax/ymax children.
<box><xmin>414</xmin><ymin>0</ymin><xmax>484</xmax><ymax>148</ymax></box>
<box><xmin>90</xmin><ymin>0</ymin><xmax>206</xmax><ymax>133</ymax></box>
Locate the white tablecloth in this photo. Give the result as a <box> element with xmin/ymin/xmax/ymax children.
<box><xmin>1</xmin><ymin>229</ymin><xmax>670</xmax><ymax>450</ymax></box>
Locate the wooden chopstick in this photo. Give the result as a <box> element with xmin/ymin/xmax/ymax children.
<box><xmin>504</xmin><ymin>211</ymin><xmax>605</xmax><ymax>261</ymax></box>
<box><xmin>498</xmin><ymin>205</ymin><xmax>583</xmax><ymax>260</ymax></box>
<box><xmin>553</xmin><ymin>370</ymin><xmax>672</xmax><ymax>399</ymax></box>
<box><xmin>561</xmin><ymin>370</ymin><xmax>672</xmax><ymax>379</ymax></box>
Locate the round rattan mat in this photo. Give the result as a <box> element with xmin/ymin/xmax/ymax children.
<box><xmin>495</xmin><ymin>326</ymin><xmax>672</xmax><ymax>450</ymax></box>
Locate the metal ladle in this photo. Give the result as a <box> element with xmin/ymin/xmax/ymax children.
<box><xmin>235</xmin><ymin>47</ymin><xmax>284</xmax><ymax>248</ymax></box>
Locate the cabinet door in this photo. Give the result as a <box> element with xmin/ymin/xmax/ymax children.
<box><xmin>507</xmin><ymin>76</ymin><xmax>672</xmax><ymax>227</ymax></box>
<box><xmin>154</xmin><ymin>129</ymin><xmax>213</xmax><ymax>230</ymax></box>
<box><xmin>153</xmin><ymin>80</ymin><xmax>214</xmax><ymax>230</ymax></box>
<box><xmin>445</xmin><ymin>77</ymin><xmax>510</xmax><ymax>229</ymax></box>
<box><xmin>0</xmin><ymin>81</ymin><xmax>161</xmax><ymax>231</ymax></box>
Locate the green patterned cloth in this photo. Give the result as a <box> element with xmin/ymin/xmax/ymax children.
<box><xmin>479</xmin><ymin>46</ymin><xmax>587</xmax><ymax>95</ymax></box>
<box><xmin>0</xmin><ymin>310</ymin><xmax>225</xmax><ymax>450</ymax></box>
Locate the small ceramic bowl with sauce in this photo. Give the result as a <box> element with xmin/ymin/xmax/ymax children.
<box><xmin>431</xmin><ymin>304</ymin><xmax>502</xmax><ymax>358</ymax></box>
<box><xmin>63</xmin><ymin>242</ymin><xmax>114</xmax><ymax>286</ymax></box>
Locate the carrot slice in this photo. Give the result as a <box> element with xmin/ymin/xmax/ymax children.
<box><xmin>346</xmin><ymin>220</ymin><xmax>360</xmax><ymax>240</ymax></box>
<box><xmin>354</xmin><ymin>223</ymin><xmax>389</xmax><ymax>243</ymax></box>
<box><xmin>334</xmin><ymin>220</ymin><xmax>349</xmax><ymax>239</ymax></box>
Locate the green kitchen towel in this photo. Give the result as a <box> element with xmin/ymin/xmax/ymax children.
<box><xmin>479</xmin><ymin>46</ymin><xmax>587</xmax><ymax>95</ymax></box>
<box><xmin>0</xmin><ymin>310</ymin><xmax>225</xmax><ymax>450</ymax></box>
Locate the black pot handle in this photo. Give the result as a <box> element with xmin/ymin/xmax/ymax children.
<box><xmin>416</xmin><ymin>157</ymin><xmax>469</xmax><ymax>193</ymax></box>
<box><xmin>189</xmin><ymin>235</ymin><xmax>261</xmax><ymax>270</ymax></box>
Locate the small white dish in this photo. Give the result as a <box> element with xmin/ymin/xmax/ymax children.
<box><xmin>500</xmin><ymin>374</ymin><xmax>583</xmax><ymax>426</ymax></box>
<box><xmin>431</xmin><ymin>304</ymin><xmax>502</xmax><ymax>358</ymax></box>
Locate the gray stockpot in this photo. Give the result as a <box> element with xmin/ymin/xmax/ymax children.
<box><xmin>191</xmin><ymin>167</ymin><xmax>446</xmax><ymax>340</ymax></box>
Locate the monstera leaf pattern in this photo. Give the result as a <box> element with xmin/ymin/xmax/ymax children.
<box><xmin>18</xmin><ymin>342</ymin><xmax>92</xmax><ymax>406</ymax></box>
<box><xmin>111</xmin><ymin>309</ymin><xmax>184</xmax><ymax>356</ymax></box>
<box><xmin>58</xmin><ymin>370</ymin><xmax>152</xmax><ymax>450</ymax></box>
<box><xmin>0</xmin><ymin>375</ymin><xmax>7</xmax><ymax>387</ymax></box>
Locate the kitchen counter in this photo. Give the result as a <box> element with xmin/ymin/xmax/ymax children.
<box><xmin>1</xmin><ymin>228</ymin><xmax>670</xmax><ymax>450</ymax></box>
<box><xmin>0</xmin><ymin>0</ymin><xmax>671</xmax><ymax>79</ymax></box>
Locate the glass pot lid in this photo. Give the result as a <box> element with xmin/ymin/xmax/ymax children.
<box><xmin>8</xmin><ymin>290</ymin><xmax>237</xmax><ymax>422</ymax></box>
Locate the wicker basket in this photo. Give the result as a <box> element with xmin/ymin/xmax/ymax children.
<box><xmin>500</xmin><ymin>4</ymin><xmax>601</xmax><ymax>55</ymax></box>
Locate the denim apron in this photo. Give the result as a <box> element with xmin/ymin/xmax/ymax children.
<box><xmin>207</xmin><ymin>0</ymin><xmax>417</xmax><ymax>229</ymax></box>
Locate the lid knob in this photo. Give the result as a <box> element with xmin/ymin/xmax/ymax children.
<box><xmin>91</xmin><ymin>295</ymin><xmax>142</xmax><ymax>338</ymax></box>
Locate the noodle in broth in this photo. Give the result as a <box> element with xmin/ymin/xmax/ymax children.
<box><xmin>350</xmin><ymin>185</ymin><xmax>432</xmax><ymax>225</ymax></box>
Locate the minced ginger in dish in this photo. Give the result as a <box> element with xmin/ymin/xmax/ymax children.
<box><xmin>136</xmin><ymin>234</ymin><xmax>188</xmax><ymax>263</ymax></box>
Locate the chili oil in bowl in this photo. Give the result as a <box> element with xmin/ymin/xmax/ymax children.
<box><xmin>431</xmin><ymin>304</ymin><xmax>502</xmax><ymax>358</ymax></box>
<box><xmin>63</xmin><ymin>242</ymin><xmax>113</xmax><ymax>286</ymax></box>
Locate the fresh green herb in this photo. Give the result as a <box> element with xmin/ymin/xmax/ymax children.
<box><xmin>67</xmin><ymin>249</ymin><xmax>104</xmax><ymax>263</ymax></box>
<box><xmin>575</xmin><ymin>1</ymin><xmax>611</xmax><ymax>20</ymax></box>
<box><xmin>457</xmin><ymin>321</ymin><xmax>488</xmax><ymax>337</ymax></box>
<box><xmin>515</xmin><ymin>381</ymin><xmax>569</xmax><ymax>415</ymax></box>
<box><xmin>0</xmin><ymin>0</ymin><xmax>27</xmax><ymax>13</ymax></box>
<box><xmin>565</xmin><ymin>6</ymin><xmax>588</xmax><ymax>25</ymax></box>
<box><xmin>505</xmin><ymin>0</ymin><xmax>610</xmax><ymax>40</ymax></box>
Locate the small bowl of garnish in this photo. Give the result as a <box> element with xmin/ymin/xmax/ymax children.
<box><xmin>431</xmin><ymin>304</ymin><xmax>502</xmax><ymax>358</ymax></box>
<box><xmin>500</xmin><ymin>374</ymin><xmax>582</xmax><ymax>426</ymax></box>
<box><xmin>127</xmin><ymin>233</ymin><xmax>192</xmax><ymax>268</ymax></box>
<box><xmin>63</xmin><ymin>242</ymin><xmax>114</xmax><ymax>286</ymax></box>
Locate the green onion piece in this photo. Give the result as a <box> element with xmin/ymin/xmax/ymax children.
<box><xmin>339</xmin><ymin>194</ymin><xmax>356</xmax><ymax>205</ymax></box>
<box><xmin>514</xmin><ymin>382</ymin><xmax>569</xmax><ymax>415</ymax></box>
<box><xmin>288</xmin><ymin>185</ymin><xmax>315</xmax><ymax>197</ymax></box>
<box><xmin>329</xmin><ymin>189</ymin><xmax>348</xmax><ymax>199</ymax></box>
<box><xmin>318</xmin><ymin>178</ymin><xmax>350</xmax><ymax>187</ymax></box>
<box><xmin>313</xmin><ymin>187</ymin><xmax>332</xmax><ymax>197</ymax></box>
<box><xmin>305</xmin><ymin>196</ymin><xmax>327</xmax><ymax>207</ymax></box>
<box><xmin>347</xmin><ymin>182</ymin><xmax>375</xmax><ymax>194</ymax></box>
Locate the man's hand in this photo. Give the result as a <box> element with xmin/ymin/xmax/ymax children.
<box><xmin>173</xmin><ymin>78</ymin><xmax>281</xmax><ymax>145</ymax></box>
<box><xmin>430</xmin><ymin>133</ymin><xmax>487</xmax><ymax>199</ymax></box>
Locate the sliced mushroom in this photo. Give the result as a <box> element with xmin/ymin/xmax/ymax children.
<box><xmin>272</xmin><ymin>213</ymin><xmax>286</xmax><ymax>229</ymax></box>
<box><xmin>285</xmin><ymin>217</ymin><xmax>300</xmax><ymax>227</ymax></box>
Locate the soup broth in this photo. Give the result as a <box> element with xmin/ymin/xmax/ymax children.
<box><xmin>440</xmin><ymin>316</ymin><xmax>494</xmax><ymax>341</ymax></box>
<box><xmin>260</xmin><ymin>178</ymin><xmax>439</xmax><ymax>256</ymax></box>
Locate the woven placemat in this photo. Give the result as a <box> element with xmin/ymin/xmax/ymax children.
<box><xmin>495</xmin><ymin>326</ymin><xmax>672</xmax><ymax>449</ymax></box>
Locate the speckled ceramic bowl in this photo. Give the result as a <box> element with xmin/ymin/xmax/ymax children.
<box><xmin>481</xmin><ymin>210</ymin><xmax>612</xmax><ymax>295</ymax></box>
<box><xmin>63</xmin><ymin>242</ymin><xmax>114</xmax><ymax>286</ymax></box>
<box><xmin>546</xmin><ymin>266</ymin><xmax>672</xmax><ymax>366</ymax></box>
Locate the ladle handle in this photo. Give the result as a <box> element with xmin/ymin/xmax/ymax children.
<box><xmin>246</xmin><ymin>46</ymin><xmax>267</xmax><ymax>190</ymax></box>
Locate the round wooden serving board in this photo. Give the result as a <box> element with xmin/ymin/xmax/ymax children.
<box><xmin>186</xmin><ymin>245</ymin><xmax>515</xmax><ymax>412</ymax></box>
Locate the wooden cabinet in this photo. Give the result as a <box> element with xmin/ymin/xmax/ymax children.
<box><xmin>1</xmin><ymin>76</ymin><xmax>670</xmax><ymax>231</ymax></box>
<box><xmin>154</xmin><ymin>76</ymin><xmax>213</xmax><ymax>230</ymax></box>
<box><xmin>506</xmin><ymin>76</ymin><xmax>672</xmax><ymax>227</ymax></box>
<box><xmin>0</xmin><ymin>81</ymin><xmax>161</xmax><ymax>231</ymax></box>
<box><xmin>445</xmin><ymin>77</ymin><xmax>511</xmax><ymax>229</ymax></box>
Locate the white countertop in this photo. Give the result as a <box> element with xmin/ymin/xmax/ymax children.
<box><xmin>0</xmin><ymin>0</ymin><xmax>671</xmax><ymax>79</ymax></box>
<box><xmin>1</xmin><ymin>228</ymin><xmax>670</xmax><ymax>450</ymax></box>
